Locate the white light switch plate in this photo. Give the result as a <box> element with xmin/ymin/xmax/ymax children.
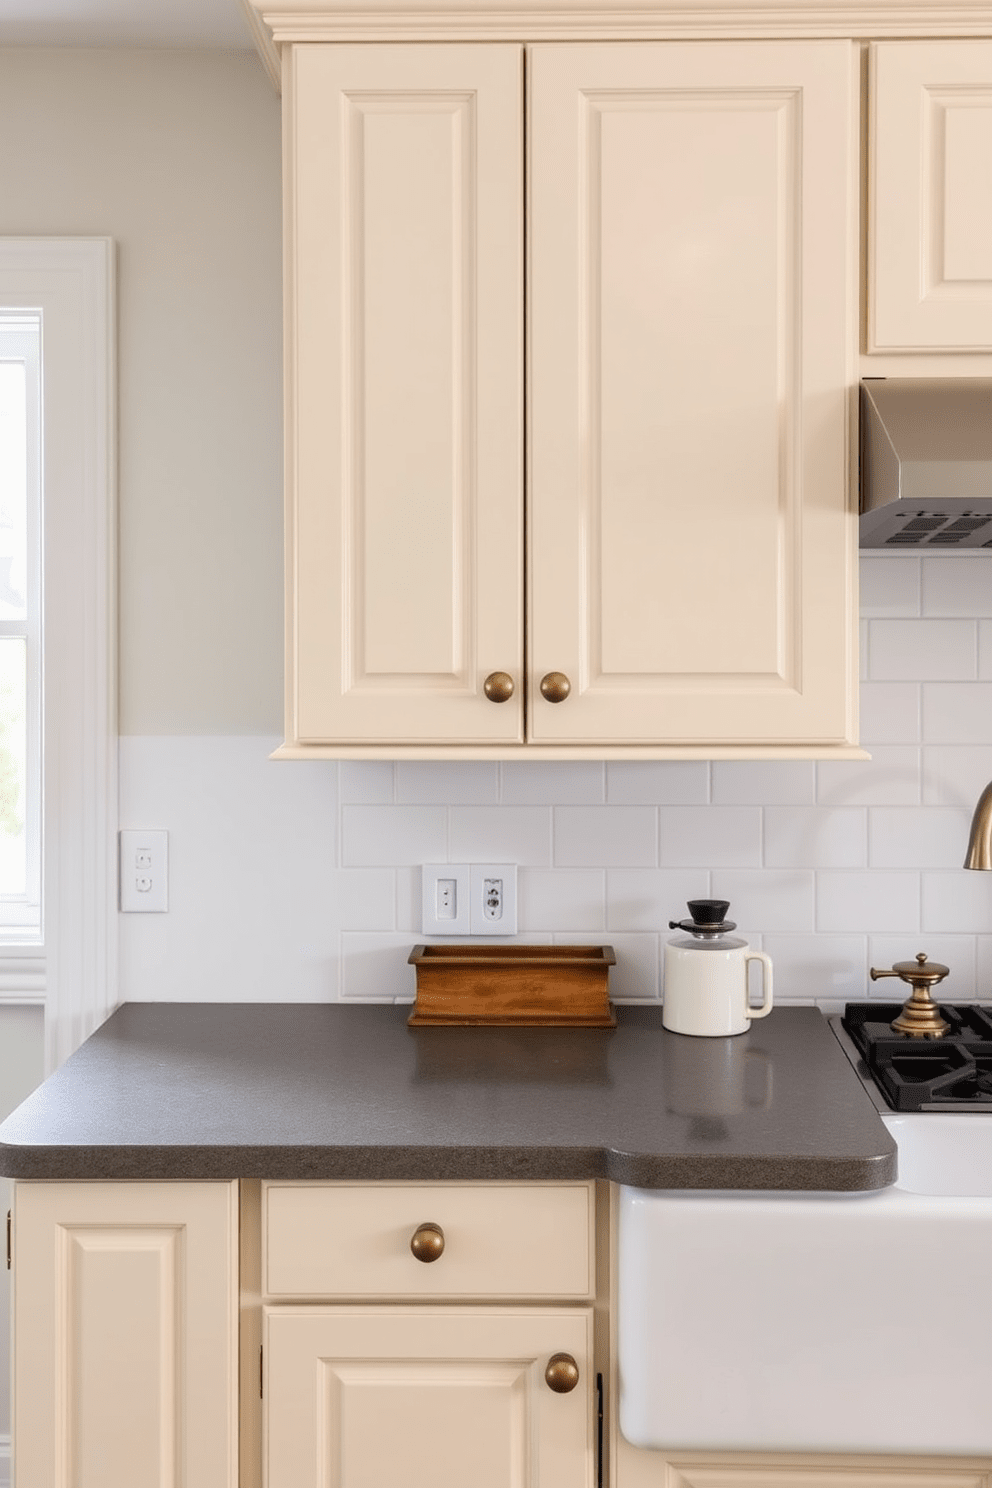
<box><xmin>120</xmin><ymin>829</ymin><xmax>168</xmax><ymax>912</ymax></box>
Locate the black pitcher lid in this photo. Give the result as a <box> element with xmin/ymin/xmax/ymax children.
<box><xmin>668</xmin><ymin>898</ymin><xmax>737</xmax><ymax>938</ymax></box>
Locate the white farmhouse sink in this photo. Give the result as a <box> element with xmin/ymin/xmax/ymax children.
<box><xmin>618</xmin><ymin>1114</ymin><xmax>992</xmax><ymax>1456</ymax></box>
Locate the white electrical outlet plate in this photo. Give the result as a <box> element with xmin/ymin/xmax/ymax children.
<box><xmin>470</xmin><ymin>863</ymin><xmax>517</xmax><ymax>936</ymax></box>
<box><xmin>421</xmin><ymin>864</ymin><xmax>471</xmax><ymax>935</ymax></box>
<box><xmin>120</xmin><ymin>829</ymin><xmax>169</xmax><ymax>913</ymax></box>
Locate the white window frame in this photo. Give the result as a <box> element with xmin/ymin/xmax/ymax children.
<box><xmin>0</xmin><ymin>240</ymin><xmax>117</xmax><ymax>1073</ymax></box>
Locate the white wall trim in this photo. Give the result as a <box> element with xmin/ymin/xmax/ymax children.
<box><xmin>0</xmin><ymin>240</ymin><xmax>118</xmax><ymax>1071</ymax></box>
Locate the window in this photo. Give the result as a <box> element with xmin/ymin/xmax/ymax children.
<box><xmin>0</xmin><ymin>314</ymin><xmax>41</xmax><ymax>936</ymax></box>
<box><xmin>0</xmin><ymin>241</ymin><xmax>116</xmax><ymax>1071</ymax></box>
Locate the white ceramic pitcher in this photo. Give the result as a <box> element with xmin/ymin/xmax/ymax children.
<box><xmin>662</xmin><ymin>899</ymin><xmax>773</xmax><ymax>1038</ymax></box>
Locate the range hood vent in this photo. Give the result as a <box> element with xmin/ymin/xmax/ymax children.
<box><xmin>860</xmin><ymin>379</ymin><xmax>992</xmax><ymax>549</ymax></box>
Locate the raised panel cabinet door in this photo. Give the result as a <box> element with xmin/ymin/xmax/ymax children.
<box><xmin>871</xmin><ymin>41</ymin><xmax>992</xmax><ymax>352</ymax></box>
<box><xmin>12</xmin><ymin>1180</ymin><xmax>239</xmax><ymax>1488</ymax></box>
<box><xmin>286</xmin><ymin>44</ymin><xmax>524</xmax><ymax>745</ymax></box>
<box><xmin>264</xmin><ymin>1305</ymin><xmax>595</xmax><ymax>1488</ymax></box>
<box><xmin>528</xmin><ymin>42</ymin><xmax>856</xmax><ymax>747</ymax></box>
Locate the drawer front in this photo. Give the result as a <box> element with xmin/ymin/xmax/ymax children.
<box><xmin>263</xmin><ymin>1182</ymin><xmax>594</xmax><ymax>1299</ymax></box>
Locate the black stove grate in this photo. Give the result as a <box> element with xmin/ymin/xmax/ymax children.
<box><xmin>841</xmin><ymin>1003</ymin><xmax>992</xmax><ymax>1111</ymax></box>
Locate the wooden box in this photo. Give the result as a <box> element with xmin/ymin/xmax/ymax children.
<box><xmin>407</xmin><ymin>944</ymin><xmax>616</xmax><ymax>1027</ymax></box>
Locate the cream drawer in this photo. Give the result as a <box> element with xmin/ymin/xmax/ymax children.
<box><xmin>263</xmin><ymin>1181</ymin><xmax>594</xmax><ymax>1299</ymax></box>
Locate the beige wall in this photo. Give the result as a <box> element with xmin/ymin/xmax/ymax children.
<box><xmin>0</xmin><ymin>47</ymin><xmax>284</xmax><ymax>735</ymax></box>
<box><xmin>0</xmin><ymin>1006</ymin><xmax>45</xmax><ymax>1445</ymax></box>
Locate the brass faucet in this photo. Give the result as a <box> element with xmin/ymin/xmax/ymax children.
<box><xmin>964</xmin><ymin>781</ymin><xmax>992</xmax><ymax>869</ymax></box>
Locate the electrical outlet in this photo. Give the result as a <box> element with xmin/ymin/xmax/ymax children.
<box><xmin>120</xmin><ymin>830</ymin><xmax>169</xmax><ymax>913</ymax></box>
<box><xmin>470</xmin><ymin>864</ymin><xmax>517</xmax><ymax>936</ymax></box>
<box><xmin>421</xmin><ymin>864</ymin><xmax>471</xmax><ymax>935</ymax></box>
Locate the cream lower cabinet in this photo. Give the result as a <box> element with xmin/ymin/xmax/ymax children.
<box><xmin>870</xmin><ymin>41</ymin><xmax>992</xmax><ymax>352</ymax></box>
<box><xmin>11</xmin><ymin>1180</ymin><xmax>239</xmax><ymax>1488</ymax></box>
<box><xmin>282</xmin><ymin>39</ymin><xmax>857</xmax><ymax>757</ymax></box>
<box><xmin>259</xmin><ymin>1180</ymin><xmax>598</xmax><ymax>1488</ymax></box>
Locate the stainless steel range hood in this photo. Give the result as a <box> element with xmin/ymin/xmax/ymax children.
<box><xmin>860</xmin><ymin>378</ymin><xmax>992</xmax><ymax>549</ymax></box>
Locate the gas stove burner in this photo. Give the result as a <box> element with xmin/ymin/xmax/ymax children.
<box><xmin>842</xmin><ymin>1002</ymin><xmax>992</xmax><ymax>1111</ymax></box>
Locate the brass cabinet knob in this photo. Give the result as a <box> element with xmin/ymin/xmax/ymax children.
<box><xmin>539</xmin><ymin>671</ymin><xmax>571</xmax><ymax>704</ymax></box>
<box><xmin>410</xmin><ymin>1221</ymin><xmax>445</xmax><ymax>1263</ymax></box>
<box><xmin>483</xmin><ymin>671</ymin><xmax>514</xmax><ymax>704</ymax></box>
<box><xmin>545</xmin><ymin>1353</ymin><xmax>580</xmax><ymax>1393</ymax></box>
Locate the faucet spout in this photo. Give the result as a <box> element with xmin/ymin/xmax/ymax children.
<box><xmin>965</xmin><ymin>779</ymin><xmax>992</xmax><ymax>869</ymax></box>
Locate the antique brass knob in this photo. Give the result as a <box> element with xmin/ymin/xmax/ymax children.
<box><xmin>545</xmin><ymin>1353</ymin><xmax>580</xmax><ymax>1393</ymax></box>
<box><xmin>539</xmin><ymin>671</ymin><xmax>571</xmax><ymax>704</ymax></box>
<box><xmin>870</xmin><ymin>952</ymin><xmax>951</xmax><ymax>1038</ymax></box>
<box><xmin>409</xmin><ymin>1221</ymin><xmax>445</xmax><ymax>1263</ymax></box>
<box><xmin>483</xmin><ymin>671</ymin><xmax>514</xmax><ymax>703</ymax></box>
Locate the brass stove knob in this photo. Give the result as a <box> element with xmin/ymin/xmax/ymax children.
<box><xmin>544</xmin><ymin>1353</ymin><xmax>580</xmax><ymax>1393</ymax></box>
<box><xmin>410</xmin><ymin>1222</ymin><xmax>445</xmax><ymax>1263</ymax></box>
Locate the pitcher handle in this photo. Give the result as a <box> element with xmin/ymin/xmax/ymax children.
<box><xmin>744</xmin><ymin>950</ymin><xmax>773</xmax><ymax>1020</ymax></box>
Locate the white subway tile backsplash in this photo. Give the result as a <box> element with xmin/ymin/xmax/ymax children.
<box><xmin>859</xmin><ymin>682</ymin><xmax>920</xmax><ymax>745</ymax></box>
<box><xmin>761</xmin><ymin>934</ymin><xmax>869</xmax><ymax>1001</ymax></box>
<box><xmin>869</xmin><ymin>619</ymin><xmax>976</xmax><ymax>680</ymax></box>
<box><xmin>764</xmin><ymin>807</ymin><xmax>866</xmax><ymax>868</ymax></box>
<box><xmin>329</xmin><ymin>869</ymin><xmax>396</xmax><ymax>930</ymax></box>
<box><xmin>711</xmin><ymin>760</ymin><xmax>815</xmax><ymax>805</ymax></box>
<box><xmin>922</xmin><ymin>556</ymin><xmax>992</xmax><ymax>617</ymax></box>
<box><xmin>816</xmin><ymin>871</ymin><xmax>920</xmax><ymax>934</ymax></box>
<box><xmin>396</xmin><ymin>762</ymin><xmax>499</xmax><ymax>804</ymax></box>
<box><xmin>339</xmin><ymin>761</ymin><xmax>395</xmax><ymax>804</ymax></box>
<box><xmin>606</xmin><ymin>761</ymin><xmax>709</xmax><ymax>805</ymax></box>
<box><xmin>341</xmin><ymin>932</ymin><xmax>418</xmax><ymax>1000</ymax></box>
<box><xmin>979</xmin><ymin>621</ymin><xmax>992</xmax><ymax>679</ymax></box>
<box><xmin>659</xmin><ymin>806</ymin><xmax>761</xmax><ymax>867</ymax></box>
<box><xmin>868</xmin><ymin>807</ymin><xmax>971</xmax><ymax>869</ymax></box>
<box><xmin>923</xmin><ymin>872</ymin><xmax>992</xmax><ymax>934</ymax></box>
<box><xmin>921</xmin><ymin>746</ymin><xmax>992</xmax><ymax>807</ymax></box>
<box><xmin>713</xmin><ymin>871</ymin><xmax>814</xmax><ymax>934</ymax></box>
<box><xmin>449</xmin><ymin>806</ymin><xmax>553</xmax><ymax>865</ymax></box>
<box><xmin>817</xmin><ymin>747</ymin><xmax>921</xmax><ymax>806</ymax></box>
<box><xmin>595</xmin><ymin>931</ymin><xmax>660</xmax><ymax>1001</ymax></box>
<box><xmin>501</xmin><ymin>761</ymin><xmax>605</xmax><ymax>805</ymax></box>
<box><xmin>606</xmin><ymin>869</ymin><xmax>709</xmax><ymax>931</ymax></box>
<box><xmin>518</xmin><ymin>869</ymin><xmax>606</xmax><ymax>932</ymax></box>
<box><xmin>342</xmin><ymin>805</ymin><xmax>447</xmax><ymax>866</ymax></box>
<box><xmin>923</xmin><ymin>682</ymin><xmax>992</xmax><ymax>743</ymax></box>
<box><xmin>859</xmin><ymin>556</ymin><xmax>921</xmax><ymax>617</ymax></box>
<box><xmin>554</xmin><ymin>806</ymin><xmax>657</xmax><ymax>867</ymax></box>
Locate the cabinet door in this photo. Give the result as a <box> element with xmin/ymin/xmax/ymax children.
<box><xmin>264</xmin><ymin>1305</ymin><xmax>595</xmax><ymax>1488</ymax></box>
<box><xmin>12</xmin><ymin>1180</ymin><xmax>239</xmax><ymax>1488</ymax></box>
<box><xmin>286</xmin><ymin>44</ymin><xmax>524</xmax><ymax>745</ymax></box>
<box><xmin>528</xmin><ymin>42</ymin><xmax>856</xmax><ymax>747</ymax></box>
<box><xmin>870</xmin><ymin>41</ymin><xmax>992</xmax><ymax>352</ymax></box>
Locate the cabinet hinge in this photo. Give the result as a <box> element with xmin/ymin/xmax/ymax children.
<box><xmin>596</xmin><ymin>1372</ymin><xmax>604</xmax><ymax>1488</ymax></box>
<box><xmin>259</xmin><ymin>1344</ymin><xmax>263</xmax><ymax>1399</ymax></box>
<box><xmin>5</xmin><ymin>1209</ymin><xmax>10</xmax><ymax>1271</ymax></box>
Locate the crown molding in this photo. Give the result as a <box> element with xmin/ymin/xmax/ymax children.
<box><xmin>246</xmin><ymin>0</ymin><xmax>992</xmax><ymax>46</ymax></box>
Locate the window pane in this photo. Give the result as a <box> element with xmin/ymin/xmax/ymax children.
<box><xmin>0</xmin><ymin>636</ymin><xmax>26</xmax><ymax>897</ymax></box>
<box><xmin>0</xmin><ymin>357</ymin><xmax>28</xmax><ymax>622</ymax></box>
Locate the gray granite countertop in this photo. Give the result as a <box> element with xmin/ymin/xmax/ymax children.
<box><xmin>0</xmin><ymin>1002</ymin><xmax>896</xmax><ymax>1190</ymax></box>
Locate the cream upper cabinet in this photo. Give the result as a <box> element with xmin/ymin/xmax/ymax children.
<box><xmin>286</xmin><ymin>44</ymin><xmax>524</xmax><ymax>748</ymax></box>
<box><xmin>281</xmin><ymin>39</ymin><xmax>858</xmax><ymax>758</ymax></box>
<box><xmin>870</xmin><ymin>41</ymin><xmax>992</xmax><ymax>353</ymax></box>
<box><xmin>527</xmin><ymin>41</ymin><xmax>854</xmax><ymax>748</ymax></box>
